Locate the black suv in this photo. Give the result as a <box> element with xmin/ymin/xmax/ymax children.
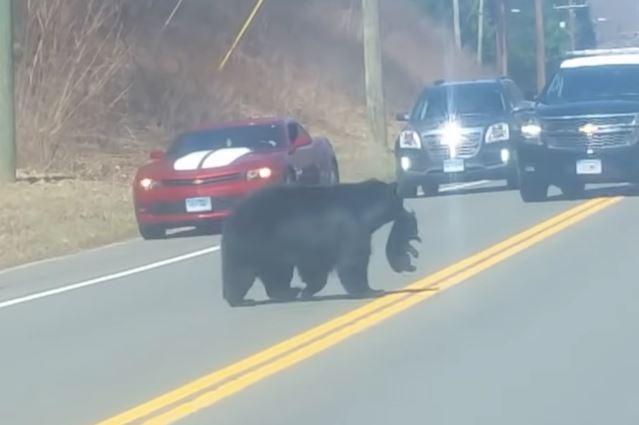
<box><xmin>394</xmin><ymin>78</ymin><xmax>529</xmax><ymax>197</ymax></box>
<box><xmin>516</xmin><ymin>48</ymin><xmax>639</xmax><ymax>202</ymax></box>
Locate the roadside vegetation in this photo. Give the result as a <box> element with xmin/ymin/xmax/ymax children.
<box><xmin>6</xmin><ymin>0</ymin><xmax>490</xmax><ymax>268</ymax></box>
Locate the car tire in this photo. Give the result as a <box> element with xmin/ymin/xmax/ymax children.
<box><xmin>422</xmin><ymin>180</ymin><xmax>439</xmax><ymax>197</ymax></box>
<box><xmin>519</xmin><ymin>174</ymin><xmax>548</xmax><ymax>203</ymax></box>
<box><xmin>328</xmin><ymin>159</ymin><xmax>340</xmax><ymax>185</ymax></box>
<box><xmin>139</xmin><ymin>224</ymin><xmax>166</xmax><ymax>240</ymax></box>
<box><xmin>283</xmin><ymin>169</ymin><xmax>296</xmax><ymax>185</ymax></box>
<box><xmin>397</xmin><ymin>181</ymin><xmax>418</xmax><ymax>198</ymax></box>
<box><xmin>506</xmin><ymin>172</ymin><xmax>520</xmax><ymax>190</ymax></box>
<box><xmin>560</xmin><ymin>181</ymin><xmax>586</xmax><ymax>199</ymax></box>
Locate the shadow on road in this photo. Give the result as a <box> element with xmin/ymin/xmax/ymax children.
<box><xmin>235</xmin><ymin>287</ymin><xmax>439</xmax><ymax>308</ymax></box>
<box><xmin>546</xmin><ymin>183</ymin><xmax>639</xmax><ymax>203</ymax></box>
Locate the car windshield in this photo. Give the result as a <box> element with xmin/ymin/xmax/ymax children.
<box><xmin>542</xmin><ymin>65</ymin><xmax>639</xmax><ymax>104</ymax></box>
<box><xmin>167</xmin><ymin>124</ymin><xmax>285</xmax><ymax>158</ymax></box>
<box><xmin>412</xmin><ymin>84</ymin><xmax>506</xmax><ymax>121</ymax></box>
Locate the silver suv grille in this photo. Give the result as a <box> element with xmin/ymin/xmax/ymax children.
<box><xmin>542</xmin><ymin>114</ymin><xmax>638</xmax><ymax>149</ymax></box>
<box><xmin>423</xmin><ymin>128</ymin><xmax>483</xmax><ymax>159</ymax></box>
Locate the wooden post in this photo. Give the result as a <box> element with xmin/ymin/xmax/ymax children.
<box><xmin>362</xmin><ymin>0</ymin><xmax>387</xmax><ymax>149</ymax></box>
<box><xmin>477</xmin><ymin>0</ymin><xmax>485</xmax><ymax>64</ymax></box>
<box><xmin>0</xmin><ymin>0</ymin><xmax>16</xmax><ymax>182</ymax></box>
<box><xmin>534</xmin><ymin>0</ymin><xmax>546</xmax><ymax>91</ymax></box>
<box><xmin>495</xmin><ymin>0</ymin><xmax>508</xmax><ymax>75</ymax></box>
<box><xmin>453</xmin><ymin>0</ymin><xmax>462</xmax><ymax>50</ymax></box>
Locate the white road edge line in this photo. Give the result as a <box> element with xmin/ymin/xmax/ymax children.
<box><xmin>0</xmin><ymin>247</ymin><xmax>219</xmax><ymax>310</ymax></box>
<box><xmin>0</xmin><ymin>180</ymin><xmax>496</xmax><ymax>310</ymax></box>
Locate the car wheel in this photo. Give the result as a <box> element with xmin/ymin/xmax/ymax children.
<box><xmin>519</xmin><ymin>174</ymin><xmax>548</xmax><ymax>203</ymax></box>
<box><xmin>139</xmin><ymin>224</ymin><xmax>166</xmax><ymax>240</ymax></box>
<box><xmin>328</xmin><ymin>159</ymin><xmax>340</xmax><ymax>184</ymax></box>
<box><xmin>506</xmin><ymin>172</ymin><xmax>520</xmax><ymax>190</ymax></box>
<box><xmin>422</xmin><ymin>180</ymin><xmax>439</xmax><ymax>197</ymax></box>
<box><xmin>397</xmin><ymin>181</ymin><xmax>418</xmax><ymax>198</ymax></box>
<box><xmin>283</xmin><ymin>169</ymin><xmax>296</xmax><ymax>185</ymax></box>
<box><xmin>561</xmin><ymin>181</ymin><xmax>586</xmax><ymax>199</ymax></box>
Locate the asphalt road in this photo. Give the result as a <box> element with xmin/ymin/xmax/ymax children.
<box><xmin>1</xmin><ymin>181</ymin><xmax>637</xmax><ymax>425</ymax></box>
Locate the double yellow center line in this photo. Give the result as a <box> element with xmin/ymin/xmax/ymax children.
<box><xmin>98</xmin><ymin>196</ymin><xmax>622</xmax><ymax>425</ymax></box>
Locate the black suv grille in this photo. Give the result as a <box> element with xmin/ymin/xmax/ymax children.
<box><xmin>542</xmin><ymin>114</ymin><xmax>638</xmax><ymax>149</ymax></box>
<box><xmin>423</xmin><ymin>129</ymin><xmax>483</xmax><ymax>159</ymax></box>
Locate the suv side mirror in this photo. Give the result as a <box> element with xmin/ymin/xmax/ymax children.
<box><xmin>150</xmin><ymin>150</ymin><xmax>165</xmax><ymax>161</ymax></box>
<box><xmin>396</xmin><ymin>112</ymin><xmax>410</xmax><ymax>122</ymax></box>
<box><xmin>513</xmin><ymin>101</ymin><xmax>535</xmax><ymax>114</ymax></box>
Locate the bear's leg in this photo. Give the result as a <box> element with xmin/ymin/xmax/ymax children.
<box><xmin>298</xmin><ymin>260</ymin><xmax>330</xmax><ymax>298</ymax></box>
<box><xmin>222</xmin><ymin>254</ymin><xmax>257</xmax><ymax>307</ymax></box>
<box><xmin>337</xmin><ymin>238</ymin><xmax>383</xmax><ymax>297</ymax></box>
<box><xmin>259</xmin><ymin>262</ymin><xmax>300</xmax><ymax>302</ymax></box>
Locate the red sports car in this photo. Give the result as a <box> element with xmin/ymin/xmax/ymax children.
<box><xmin>133</xmin><ymin>117</ymin><xmax>340</xmax><ymax>239</ymax></box>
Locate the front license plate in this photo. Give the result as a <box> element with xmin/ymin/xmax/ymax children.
<box><xmin>576</xmin><ymin>159</ymin><xmax>602</xmax><ymax>175</ymax></box>
<box><xmin>443</xmin><ymin>159</ymin><xmax>465</xmax><ymax>173</ymax></box>
<box><xmin>185</xmin><ymin>197</ymin><xmax>212</xmax><ymax>213</ymax></box>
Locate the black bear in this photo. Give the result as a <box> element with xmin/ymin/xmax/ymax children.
<box><xmin>221</xmin><ymin>179</ymin><xmax>420</xmax><ymax>306</ymax></box>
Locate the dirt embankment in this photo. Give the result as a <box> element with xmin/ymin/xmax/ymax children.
<box><xmin>4</xmin><ymin>0</ymin><xmax>492</xmax><ymax>269</ymax></box>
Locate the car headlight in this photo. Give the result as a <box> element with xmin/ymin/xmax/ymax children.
<box><xmin>399</xmin><ymin>130</ymin><xmax>422</xmax><ymax>149</ymax></box>
<box><xmin>139</xmin><ymin>178</ymin><xmax>159</xmax><ymax>190</ymax></box>
<box><xmin>485</xmin><ymin>122</ymin><xmax>510</xmax><ymax>143</ymax></box>
<box><xmin>247</xmin><ymin>167</ymin><xmax>273</xmax><ymax>180</ymax></box>
<box><xmin>521</xmin><ymin>120</ymin><xmax>542</xmax><ymax>144</ymax></box>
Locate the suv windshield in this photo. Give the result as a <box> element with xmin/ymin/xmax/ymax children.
<box><xmin>167</xmin><ymin>124</ymin><xmax>285</xmax><ymax>158</ymax></box>
<box><xmin>412</xmin><ymin>84</ymin><xmax>506</xmax><ymax>121</ymax></box>
<box><xmin>542</xmin><ymin>65</ymin><xmax>639</xmax><ymax>104</ymax></box>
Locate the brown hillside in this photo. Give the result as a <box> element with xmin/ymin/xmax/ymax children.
<box><xmin>15</xmin><ymin>0</ymin><xmax>493</xmax><ymax>181</ymax></box>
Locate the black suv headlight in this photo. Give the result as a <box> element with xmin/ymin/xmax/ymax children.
<box><xmin>398</xmin><ymin>130</ymin><xmax>422</xmax><ymax>149</ymax></box>
<box><xmin>485</xmin><ymin>122</ymin><xmax>510</xmax><ymax>143</ymax></box>
<box><xmin>521</xmin><ymin>119</ymin><xmax>542</xmax><ymax>145</ymax></box>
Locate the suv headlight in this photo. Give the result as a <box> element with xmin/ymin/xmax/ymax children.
<box><xmin>399</xmin><ymin>130</ymin><xmax>422</xmax><ymax>149</ymax></box>
<box><xmin>485</xmin><ymin>122</ymin><xmax>510</xmax><ymax>143</ymax></box>
<box><xmin>521</xmin><ymin>119</ymin><xmax>542</xmax><ymax>144</ymax></box>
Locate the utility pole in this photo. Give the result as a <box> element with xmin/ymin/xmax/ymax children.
<box><xmin>495</xmin><ymin>0</ymin><xmax>508</xmax><ymax>75</ymax></box>
<box><xmin>534</xmin><ymin>0</ymin><xmax>546</xmax><ymax>91</ymax></box>
<box><xmin>0</xmin><ymin>0</ymin><xmax>16</xmax><ymax>183</ymax></box>
<box><xmin>362</xmin><ymin>0</ymin><xmax>387</xmax><ymax>149</ymax></box>
<box><xmin>452</xmin><ymin>0</ymin><xmax>462</xmax><ymax>51</ymax></box>
<box><xmin>554</xmin><ymin>2</ymin><xmax>589</xmax><ymax>51</ymax></box>
<box><xmin>568</xmin><ymin>0</ymin><xmax>576</xmax><ymax>50</ymax></box>
<box><xmin>477</xmin><ymin>0</ymin><xmax>485</xmax><ymax>64</ymax></box>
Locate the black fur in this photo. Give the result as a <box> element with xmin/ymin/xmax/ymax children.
<box><xmin>385</xmin><ymin>210</ymin><xmax>421</xmax><ymax>273</ymax></box>
<box><xmin>221</xmin><ymin>179</ymin><xmax>418</xmax><ymax>307</ymax></box>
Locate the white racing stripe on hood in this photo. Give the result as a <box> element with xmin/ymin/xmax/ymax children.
<box><xmin>173</xmin><ymin>150</ymin><xmax>214</xmax><ymax>171</ymax></box>
<box><xmin>201</xmin><ymin>147</ymin><xmax>252</xmax><ymax>169</ymax></box>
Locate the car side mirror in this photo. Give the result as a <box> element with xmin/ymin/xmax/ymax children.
<box><xmin>513</xmin><ymin>101</ymin><xmax>535</xmax><ymax>114</ymax></box>
<box><xmin>150</xmin><ymin>150</ymin><xmax>165</xmax><ymax>161</ymax></box>
<box><xmin>396</xmin><ymin>112</ymin><xmax>410</xmax><ymax>122</ymax></box>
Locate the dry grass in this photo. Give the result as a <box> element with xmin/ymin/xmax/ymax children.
<box><xmin>0</xmin><ymin>180</ymin><xmax>136</xmax><ymax>269</ymax></box>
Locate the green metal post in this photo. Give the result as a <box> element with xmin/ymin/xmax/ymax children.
<box><xmin>0</xmin><ymin>0</ymin><xmax>15</xmax><ymax>183</ymax></box>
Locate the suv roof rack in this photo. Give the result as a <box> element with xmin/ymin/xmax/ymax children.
<box><xmin>565</xmin><ymin>47</ymin><xmax>639</xmax><ymax>58</ymax></box>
